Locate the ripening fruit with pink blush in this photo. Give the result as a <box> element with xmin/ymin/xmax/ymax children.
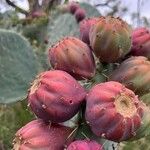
<box><xmin>67</xmin><ymin>140</ymin><xmax>103</xmax><ymax>150</ymax></box>
<box><xmin>49</xmin><ymin>37</ymin><xmax>95</xmax><ymax>80</ymax></box>
<box><xmin>89</xmin><ymin>16</ymin><xmax>131</xmax><ymax>62</ymax></box>
<box><xmin>131</xmin><ymin>27</ymin><xmax>150</xmax><ymax>58</ymax></box>
<box><xmin>68</xmin><ymin>2</ymin><xmax>80</xmax><ymax>14</ymax></box>
<box><xmin>13</xmin><ymin>119</ymin><xmax>74</xmax><ymax>150</ymax></box>
<box><xmin>85</xmin><ymin>81</ymin><xmax>144</xmax><ymax>142</ymax></box>
<box><xmin>28</xmin><ymin>70</ymin><xmax>86</xmax><ymax>123</ymax></box>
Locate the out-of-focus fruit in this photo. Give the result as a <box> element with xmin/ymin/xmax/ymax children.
<box><xmin>85</xmin><ymin>81</ymin><xmax>143</xmax><ymax>142</ymax></box>
<box><xmin>75</xmin><ymin>8</ymin><xmax>86</xmax><ymax>22</ymax></box>
<box><xmin>89</xmin><ymin>16</ymin><xmax>131</xmax><ymax>62</ymax></box>
<box><xmin>28</xmin><ymin>70</ymin><xmax>86</xmax><ymax>123</ymax></box>
<box><xmin>68</xmin><ymin>2</ymin><xmax>80</xmax><ymax>14</ymax></box>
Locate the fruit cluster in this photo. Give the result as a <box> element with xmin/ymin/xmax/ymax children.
<box><xmin>13</xmin><ymin>2</ymin><xmax>150</xmax><ymax>150</ymax></box>
<box><xmin>59</xmin><ymin>1</ymin><xmax>86</xmax><ymax>23</ymax></box>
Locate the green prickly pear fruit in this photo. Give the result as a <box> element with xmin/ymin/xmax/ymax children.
<box><xmin>89</xmin><ymin>16</ymin><xmax>132</xmax><ymax>62</ymax></box>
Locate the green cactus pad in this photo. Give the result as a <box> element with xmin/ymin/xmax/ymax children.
<box><xmin>0</xmin><ymin>30</ymin><xmax>40</xmax><ymax>104</ymax></box>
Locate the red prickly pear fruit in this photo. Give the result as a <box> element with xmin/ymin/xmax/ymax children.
<box><xmin>131</xmin><ymin>27</ymin><xmax>150</xmax><ymax>58</ymax></box>
<box><xmin>67</xmin><ymin>140</ymin><xmax>103</xmax><ymax>150</ymax></box>
<box><xmin>28</xmin><ymin>70</ymin><xmax>86</xmax><ymax>123</ymax></box>
<box><xmin>109</xmin><ymin>56</ymin><xmax>150</xmax><ymax>96</ymax></box>
<box><xmin>13</xmin><ymin>119</ymin><xmax>74</xmax><ymax>150</ymax></box>
<box><xmin>89</xmin><ymin>16</ymin><xmax>132</xmax><ymax>62</ymax></box>
<box><xmin>85</xmin><ymin>81</ymin><xmax>144</xmax><ymax>142</ymax></box>
<box><xmin>68</xmin><ymin>2</ymin><xmax>80</xmax><ymax>14</ymax></box>
<box><xmin>49</xmin><ymin>37</ymin><xmax>95</xmax><ymax>80</ymax></box>
<box><xmin>75</xmin><ymin>8</ymin><xmax>86</xmax><ymax>23</ymax></box>
<box><xmin>80</xmin><ymin>17</ymin><xmax>99</xmax><ymax>45</ymax></box>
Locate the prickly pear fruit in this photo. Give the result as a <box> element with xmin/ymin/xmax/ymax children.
<box><xmin>67</xmin><ymin>140</ymin><xmax>103</xmax><ymax>150</ymax></box>
<box><xmin>13</xmin><ymin>119</ymin><xmax>74</xmax><ymax>150</ymax></box>
<box><xmin>75</xmin><ymin>8</ymin><xmax>86</xmax><ymax>22</ymax></box>
<box><xmin>80</xmin><ymin>18</ymin><xmax>99</xmax><ymax>45</ymax></box>
<box><xmin>89</xmin><ymin>16</ymin><xmax>131</xmax><ymax>62</ymax></box>
<box><xmin>85</xmin><ymin>81</ymin><xmax>143</xmax><ymax>142</ymax></box>
<box><xmin>49</xmin><ymin>37</ymin><xmax>95</xmax><ymax>79</ymax></box>
<box><xmin>131</xmin><ymin>27</ymin><xmax>150</xmax><ymax>58</ymax></box>
<box><xmin>68</xmin><ymin>2</ymin><xmax>80</xmax><ymax>14</ymax></box>
<box><xmin>28</xmin><ymin>70</ymin><xmax>86</xmax><ymax>123</ymax></box>
<box><xmin>109</xmin><ymin>56</ymin><xmax>150</xmax><ymax>96</ymax></box>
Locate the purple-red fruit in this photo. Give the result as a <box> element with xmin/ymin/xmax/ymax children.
<box><xmin>89</xmin><ymin>16</ymin><xmax>131</xmax><ymax>62</ymax></box>
<box><xmin>13</xmin><ymin>119</ymin><xmax>74</xmax><ymax>150</ymax></box>
<box><xmin>67</xmin><ymin>140</ymin><xmax>103</xmax><ymax>150</ymax></box>
<box><xmin>68</xmin><ymin>2</ymin><xmax>80</xmax><ymax>14</ymax></box>
<box><xmin>49</xmin><ymin>37</ymin><xmax>95</xmax><ymax>79</ymax></box>
<box><xmin>75</xmin><ymin>8</ymin><xmax>86</xmax><ymax>22</ymax></box>
<box><xmin>28</xmin><ymin>70</ymin><xmax>86</xmax><ymax>123</ymax></box>
<box><xmin>131</xmin><ymin>27</ymin><xmax>150</xmax><ymax>58</ymax></box>
<box><xmin>80</xmin><ymin>18</ymin><xmax>99</xmax><ymax>45</ymax></box>
<box><xmin>85</xmin><ymin>81</ymin><xmax>144</xmax><ymax>142</ymax></box>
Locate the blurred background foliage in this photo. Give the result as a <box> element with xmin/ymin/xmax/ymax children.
<box><xmin>0</xmin><ymin>0</ymin><xmax>150</xmax><ymax>149</ymax></box>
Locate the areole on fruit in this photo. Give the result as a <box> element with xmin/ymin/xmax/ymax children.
<box><xmin>29</xmin><ymin>75</ymin><xmax>41</xmax><ymax>95</ymax></box>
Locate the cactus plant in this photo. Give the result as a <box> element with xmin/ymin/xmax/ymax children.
<box><xmin>0</xmin><ymin>29</ymin><xmax>40</xmax><ymax>104</ymax></box>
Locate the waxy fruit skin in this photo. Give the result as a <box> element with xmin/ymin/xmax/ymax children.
<box><xmin>13</xmin><ymin>119</ymin><xmax>74</xmax><ymax>150</ymax></box>
<box><xmin>85</xmin><ymin>81</ymin><xmax>143</xmax><ymax>142</ymax></box>
<box><xmin>49</xmin><ymin>37</ymin><xmax>95</xmax><ymax>79</ymax></box>
<box><xmin>28</xmin><ymin>70</ymin><xmax>86</xmax><ymax>123</ymax></box>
